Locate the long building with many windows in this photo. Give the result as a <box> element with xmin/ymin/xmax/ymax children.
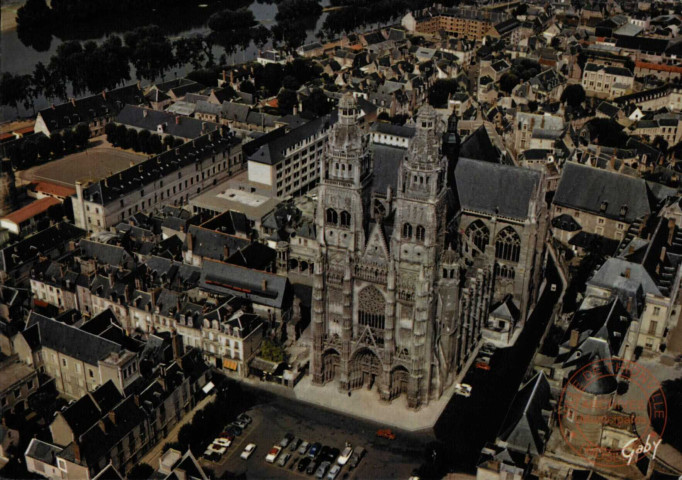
<box><xmin>73</xmin><ymin>130</ymin><xmax>242</xmax><ymax>233</ymax></box>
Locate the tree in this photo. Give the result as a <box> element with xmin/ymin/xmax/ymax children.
<box><xmin>499</xmin><ymin>72</ymin><xmax>520</xmax><ymax>94</ymax></box>
<box><xmin>561</xmin><ymin>84</ymin><xmax>586</xmax><ymax>109</ymax></box>
<box><xmin>0</xmin><ymin>73</ymin><xmax>33</xmax><ymax>114</ymax></box>
<box><xmin>62</xmin><ymin>129</ymin><xmax>76</xmax><ymax>153</ymax></box>
<box><xmin>585</xmin><ymin>118</ymin><xmax>628</xmax><ymax>148</ymax></box>
<box><xmin>277</xmin><ymin>89</ymin><xmax>298</xmax><ymax>115</ymax></box>
<box><xmin>163</xmin><ymin>135</ymin><xmax>176</xmax><ymax>151</ymax></box>
<box><xmin>74</xmin><ymin>123</ymin><xmax>91</xmax><ymax>149</ymax></box>
<box><xmin>115</xmin><ymin>124</ymin><xmax>129</xmax><ymax>148</ymax></box>
<box><xmin>124</xmin><ymin>25</ymin><xmax>175</xmax><ymax>82</ymax></box>
<box><xmin>36</xmin><ymin>134</ymin><xmax>52</xmax><ymax>160</ymax></box>
<box><xmin>239</xmin><ymin>80</ymin><xmax>256</xmax><ymax>94</ymax></box>
<box><xmin>105</xmin><ymin>122</ymin><xmax>118</xmax><ymax>144</ymax></box>
<box><xmin>137</xmin><ymin>129</ymin><xmax>151</xmax><ymax>153</ymax></box>
<box><xmin>302</xmin><ymin>88</ymin><xmax>331</xmax><ymax>116</ymax></box>
<box><xmin>428</xmin><ymin>79</ymin><xmax>459</xmax><ymax>107</ymax></box>
<box><xmin>21</xmin><ymin>141</ymin><xmax>39</xmax><ymax>168</ymax></box>
<box><xmin>260</xmin><ymin>339</ymin><xmax>286</xmax><ymax>363</ymax></box>
<box><xmin>126</xmin><ymin>128</ymin><xmax>140</xmax><ymax>151</ymax></box>
<box><xmin>148</xmin><ymin>133</ymin><xmax>163</xmax><ymax>154</ymax></box>
<box><xmin>528</xmin><ymin>100</ymin><xmax>539</xmax><ymax>112</ymax></box>
<box><xmin>51</xmin><ymin>132</ymin><xmax>64</xmax><ymax>157</ymax></box>
<box><xmin>250</xmin><ymin>25</ymin><xmax>272</xmax><ymax>50</ymax></box>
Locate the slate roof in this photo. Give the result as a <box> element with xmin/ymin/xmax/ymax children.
<box><xmin>490</xmin><ymin>295</ymin><xmax>520</xmax><ymax>322</ymax></box>
<box><xmin>247</xmin><ymin>116</ymin><xmax>331</xmax><ymax>166</ymax></box>
<box><xmin>25</xmin><ymin>313</ymin><xmax>124</xmax><ymax>365</ymax></box>
<box><xmin>454</xmin><ymin>158</ymin><xmax>541</xmax><ymax>221</ymax></box>
<box><xmin>79</xmin><ymin>239</ymin><xmax>133</xmax><ymax>267</ymax></box>
<box><xmin>0</xmin><ymin>222</ymin><xmax>85</xmax><ymax>273</ymax></box>
<box><xmin>497</xmin><ymin>372</ymin><xmax>551</xmax><ymax>455</ymax></box>
<box><xmin>185</xmin><ymin>225</ymin><xmax>250</xmax><ymax>261</ymax></box>
<box><xmin>59</xmin><ymin>381</ymin><xmax>123</xmax><ymax>438</ymax></box>
<box><xmin>200</xmin><ymin>259</ymin><xmax>290</xmax><ymax>309</ymax></box>
<box><xmin>116</xmin><ymin>105</ymin><xmax>218</xmax><ymax>139</ymax></box>
<box><xmin>553</xmin><ymin>162</ymin><xmax>653</xmax><ymax>223</ymax></box>
<box><xmin>370</xmin><ymin>144</ymin><xmax>405</xmax><ymax>195</ymax></box>
<box><xmin>458</xmin><ymin>124</ymin><xmax>511</xmax><ymax>165</ymax></box>
<box><xmin>37</xmin><ymin>84</ymin><xmax>145</xmax><ymax>133</ymax></box>
<box><xmin>371</xmin><ymin>122</ymin><xmax>415</xmax><ymax>138</ymax></box>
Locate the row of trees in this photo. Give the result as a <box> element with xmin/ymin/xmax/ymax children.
<box><xmin>105</xmin><ymin>123</ymin><xmax>183</xmax><ymax>153</ymax></box>
<box><xmin>6</xmin><ymin>123</ymin><xmax>90</xmax><ymax>170</ymax></box>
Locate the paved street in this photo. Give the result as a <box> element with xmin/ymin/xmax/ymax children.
<box><xmin>434</xmin><ymin>258</ymin><xmax>562</xmax><ymax>474</ymax></box>
<box><xmin>201</xmin><ymin>385</ymin><xmax>428</xmax><ymax>479</ymax></box>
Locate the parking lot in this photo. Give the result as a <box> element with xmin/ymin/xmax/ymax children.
<box><xmin>199</xmin><ymin>388</ymin><xmax>425</xmax><ymax>479</ymax></box>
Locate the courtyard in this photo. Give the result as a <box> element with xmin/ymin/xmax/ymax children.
<box><xmin>17</xmin><ymin>138</ymin><xmax>146</xmax><ymax>187</ymax></box>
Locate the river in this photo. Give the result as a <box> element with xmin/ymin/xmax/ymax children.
<box><xmin>0</xmin><ymin>0</ymin><xmax>333</xmax><ymax>122</ymax></box>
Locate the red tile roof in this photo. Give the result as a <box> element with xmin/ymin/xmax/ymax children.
<box><xmin>33</xmin><ymin>181</ymin><xmax>76</xmax><ymax>198</ymax></box>
<box><xmin>2</xmin><ymin>197</ymin><xmax>60</xmax><ymax>225</ymax></box>
<box><xmin>636</xmin><ymin>61</ymin><xmax>682</xmax><ymax>74</ymax></box>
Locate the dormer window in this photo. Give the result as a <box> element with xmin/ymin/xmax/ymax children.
<box><xmin>600</xmin><ymin>201</ymin><xmax>608</xmax><ymax>213</ymax></box>
<box><xmin>620</xmin><ymin>205</ymin><xmax>628</xmax><ymax>217</ymax></box>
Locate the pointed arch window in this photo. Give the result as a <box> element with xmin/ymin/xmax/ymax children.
<box><xmin>416</xmin><ymin>225</ymin><xmax>426</xmax><ymax>242</ymax></box>
<box><xmin>326</xmin><ymin>208</ymin><xmax>338</xmax><ymax>225</ymax></box>
<box><xmin>403</xmin><ymin>223</ymin><xmax>412</xmax><ymax>239</ymax></box>
<box><xmin>495</xmin><ymin>227</ymin><xmax>521</xmax><ymax>262</ymax></box>
<box><xmin>340</xmin><ymin>210</ymin><xmax>351</xmax><ymax>228</ymax></box>
<box><xmin>466</xmin><ymin>220</ymin><xmax>490</xmax><ymax>253</ymax></box>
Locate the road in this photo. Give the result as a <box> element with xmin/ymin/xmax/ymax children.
<box><xmin>434</xmin><ymin>257</ymin><xmax>561</xmax><ymax>474</ymax></box>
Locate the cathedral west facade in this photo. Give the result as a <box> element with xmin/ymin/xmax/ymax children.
<box><xmin>310</xmin><ymin>95</ymin><xmax>547</xmax><ymax>409</ymax></box>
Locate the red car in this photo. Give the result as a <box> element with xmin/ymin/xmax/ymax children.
<box><xmin>476</xmin><ymin>361</ymin><xmax>491</xmax><ymax>371</ymax></box>
<box><xmin>376</xmin><ymin>429</ymin><xmax>396</xmax><ymax>440</ymax></box>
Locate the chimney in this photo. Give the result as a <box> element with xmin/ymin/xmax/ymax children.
<box><xmin>223</xmin><ymin>70</ymin><xmax>227</xmax><ymax>83</ymax></box>
<box><xmin>98</xmin><ymin>419</ymin><xmax>107</xmax><ymax>434</ymax></box>
<box><xmin>73</xmin><ymin>442</ymin><xmax>82</xmax><ymax>463</ymax></box>
<box><xmin>569</xmin><ymin>329</ymin><xmax>579</xmax><ymax>348</ymax></box>
<box><xmin>133</xmin><ymin>394</ymin><xmax>140</xmax><ymax>407</ymax></box>
<box><xmin>108</xmin><ymin>411</ymin><xmax>116</xmax><ymax>425</ymax></box>
<box><xmin>108</xmin><ymin>271</ymin><xmax>115</xmax><ymax>286</ymax></box>
<box><xmin>262</xmin><ymin>279</ymin><xmax>268</xmax><ymax>291</ymax></box>
<box><xmin>51</xmin><ymin>104</ymin><xmax>56</xmax><ymax>110</ymax></box>
<box><xmin>668</xmin><ymin>219</ymin><xmax>676</xmax><ymax>245</ymax></box>
<box><xmin>70</xmin><ymin>98</ymin><xmax>76</xmax><ymax>107</ymax></box>
<box><xmin>102</xmin><ymin>90</ymin><xmax>106</xmax><ymax>100</ymax></box>
<box><xmin>175</xmin><ymin>116</ymin><xmax>181</xmax><ymax>125</ymax></box>
<box><xmin>223</xmin><ymin>245</ymin><xmax>230</xmax><ymax>259</ymax></box>
<box><xmin>624</xmin><ymin>268</ymin><xmax>631</xmax><ymax>278</ymax></box>
<box><xmin>187</xmin><ymin>233</ymin><xmax>194</xmax><ymax>251</ymax></box>
<box><xmin>229</xmin><ymin>70</ymin><xmax>234</xmax><ymax>85</ymax></box>
<box><xmin>143</xmin><ymin>109</ymin><xmax>148</xmax><ymax>118</ymax></box>
<box><xmin>172</xmin><ymin>330</ymin><xmax>181</xmax><ymax>365</ymax></box>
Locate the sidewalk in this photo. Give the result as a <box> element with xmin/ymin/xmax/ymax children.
<box><xmin>239</xmin><ymin>342</ymin><xmax>483</xmax><ymax>433</ymax></box>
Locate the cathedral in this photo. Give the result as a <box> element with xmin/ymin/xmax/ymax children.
<box><xmin>310</xmin><ymin>95</ymin><xmax>546</xmax><ymax>409</ymax></box>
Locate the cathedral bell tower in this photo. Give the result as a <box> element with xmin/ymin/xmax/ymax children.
<box><xmin>390</xmin><ymin>105</ymin><xmax>449</xmax><ymax>407</ymax></box>
<box><xmin>312</xmin><ymin>94</ymin><xmax>372</xmax><ymax>386</ymax></box>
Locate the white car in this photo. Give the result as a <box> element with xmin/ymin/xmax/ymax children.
<box><xmin>327</xmin><ymin>464</ymin><xmax>342</xmax><ymax>480</ymax></box>
<box><xmin>214</xmin><ymin>438</ymin><xmax>232</xmax><ymax>448</ymax></box>
<box><xmin>241</xmin><ymin>443</ymin><xmax>256</xmax><ymax>460</ymax></box>
<box><xmin>265</xmin><ymin>445</ymin><xmax>282</xmax><ymax>463</ymax></box>
<box><xmin>454</xmin><ymin>383</ymin><xmax>472</xmax><ymax>397</ymax></box>
<box><xmin>337</xmin><ymin>445</ymin><xmax>353</xmax><ymax>465</ymax></box>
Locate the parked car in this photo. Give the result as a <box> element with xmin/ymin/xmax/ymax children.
<box><xmin>454</xmin><ymin>383</ymin><xmax>472</xmax><ymax>397</ymax></box>
<box><xmin>306</xmin><ymin>460</ymin><xmax>320</xmax><ymax>475</ymax></box>
<box><xmin>480</xmin><ymin>343</ymin><xmax>496</xmax><ymax>355</ymax></box>
<box><xmin>277</xmin><ymin>452</ymin><xmax>292</xmax><ymax>467</ymax></box>
<box><xmin>376</xmin><ymin>429</ymin><xmax>396</xmax><ymax>440</ymax></box>
<box><xmin>347</xmin><ymin>446</ymin><xmax>365</xmax><ymax>469</ymax></box>
<box><xmin>280</xmin><ymin>433</ymin><xmax>295</xmax><ymax>448</ymax></box>
<box><xmin>227</xmin><ymin>424</ymin><xmax>242</xmax><ymax>436</ymax></box>
<box><xmin>237</xmin><ymin>413</ymin><xmax>252</xmax><ymax>425</ymax></box>
<box><xmin>338</xmin><ymin>445</ymin><xmax>353</xmax><ymax>465</ymax></box>
<box><xmin>319</xmin><ymin>446</ymin><xmax>330</xmax><ymax>461</ymax></box>
<box><xmin>289</xmin><ymin>456</ymin><xmax>298</xmax><ymax>469</ymax></box>
<box><xmin>214</xmin><ymin>437</ymin><xmax>232</xmax><ymax>448</ymax></box>
<box><xmin>309</xmin><ymin>442</ymin><xmax>322</xmax><ymax>458</ymax></box>
<box><xmin>327</xmin><ymin>464</ymin><xmax>342</xmax><ymax>480</ymax></box>
<box><xmin>315</xmin><ymin>461</ymin><xmax>331</xmax><ymax>479</ymax></box>
<box><xmin>265</xmin><ymin>446</ymin><xmax>282</xmax><ymax>463</ymax></box>
<box><xmin>298</xmin><ymin>440</ymin><xmax>310</xmax><ymax>455</ymax></box>
<box><xmin>298</xmin><ymin>457</ymin><xmax>312</xmax><ymax>472</ymax></box>
<box><xmin>234</xmin><ymin>418</ymin><xmax>249</xmax><ymax>430</ymax></box>
<box><xmin>290</xmin><ymin>438</ymin><xmax>302</xmax><ymax>452</ymax></box>
<box><xmin>475</xmin><ymin>361</ymin><xmax>491</xmax><ymax>371</ymax></box>
<box><xmin>219</xmin><ymin>432</ymin><xmax>235</xmax><ymax>442</ymax></box>
<box><xmin>326</xmin><ymin>448</ymin><xmax>339</xmax><ymax>463</ymax></box>
<box><xmin>240</xmin><ymin>443</ymin><xmax>256</xmax><ymax>460</ymax></box>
